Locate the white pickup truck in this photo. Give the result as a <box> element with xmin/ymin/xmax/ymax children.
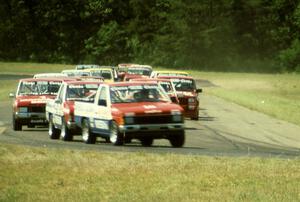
<box><xmin>46</xmin><ymin>80</ymin><xmax>102</xmax><ymax>141</ymax></box>
<box><xmin>74</xmin><ymin>81</ymin><xmax>185</xmax><ymax>147</ymax></box>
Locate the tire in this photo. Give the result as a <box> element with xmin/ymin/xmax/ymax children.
<box><xmin>60</xmin><ymin>119</ymin><xmax>73</xmax><ymax>141</ymax></box>
<box><xmin>82</xmin><ymin>119</ymin><xmax>96</xmax><ymax>144</ymax></box>
<box><xmin>49</xmin><ymin>116</ymin><xmax>60</xmax><ymax>139</ymax></box>
<box><xmin>169</xmin><ymin>130</ymin><xmax>185</xmax><ymax>147</ymax></box>
<box><xmin>12</xmin><ymin>115</ymin><xmax>22</xmax><ymax>131</ymax></box>
<box><xmin>104</xmin><ymin>137</ymin><xmax>111</xmax><ymax>143</ymax></box>
<box><xmin>28</xmin><ymin>124</ymin><xmax>35</xmax><ymax>128</ymax></box>
<box><xmin>191</xmin><ymin>109</ymin><xmax>199</xmax><ymax>120</ymax></box>
<box><xmin>109</xmin><ymin>121</ymin><xmax>123</xmax><ymax>146</ymax></box>
<box><xmin>141</xmin><ymin>138</ymin><xmax>153</xmax><ymax>147</ymax></box>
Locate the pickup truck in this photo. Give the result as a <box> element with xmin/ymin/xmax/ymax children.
<box><xmin>74</xmin><ymin>81</ymin><xmax>185</xmax><ymax>147</ymax></box>
<box><xmin>130</xmin><ymin>78</ymin><xmax>179</xmax><ymax>104</ymax></box>
<box><xmin>46</xmin><ymin>80</ymin><xmax>103</xmax><ymax>141</ymax></box>
<box><xmin>10</xmin><ymin>78</ymin><xmax>71</xmax><ymax>131</ymax></box>
<box><xmin>123</xmin><ymin>65</ymin><xmax>152</xmax><ymax>81</ymax></box>
<box><xmin>158</xmin><ymin>76</ymin><xmax>202</xmax><ymax>120</ymax></box>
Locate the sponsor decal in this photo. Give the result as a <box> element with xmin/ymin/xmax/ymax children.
<box><xmin>94</xmin><ymin>119</ymin><xmax>109</xmax><ymax>130</ymax></box>
<box><xmin>145</xmin><ymin>110</ymin><xmax>162</xmax><ymax>114</ymax></box>
<box><xmin>143</xmin><ymin>105</ymin><xmax>157</xmax><ymax>109</ymax></box>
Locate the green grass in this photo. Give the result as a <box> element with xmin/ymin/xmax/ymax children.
<box><xmin>0</xmin><ymin>62</ymin><xmax>73</xmax><ymax>74</ymax></box>
<box><xmin>188</xmin><ymin>72</ymin><xmax>300</xmax><ymax>126</ymax></box>
<box><xmin>0</xmin><ymin>143</ymin><xmax>299</xmax><ymax>202</ymax></box>
<box><xmin>0</xmin><ymin>80</ymin><xmax>18</xmax><ymax>101</ymax></box>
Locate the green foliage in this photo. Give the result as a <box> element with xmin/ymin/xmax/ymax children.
<box><xmin>278</xmin><ymin>39</ymin><xmax>300</xmax><ymax>72</ymax></box>
<box><xmin>1</xmin><ymin>0</ymin><xmax>300</xmax><ymax>72</ymax></box>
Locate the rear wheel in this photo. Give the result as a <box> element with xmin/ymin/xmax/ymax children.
<box><xmin>82</xmin><ymin>119</ymin><xmax>96</xmax><ymax>144</ymax></box>
<box><xmin>12</xmin><ymin>115</ymin><xmax>22</xmax><ymax>131</ymax></box>
<box><xmin>141</xmin><ymin>138</ymin><xmax>153</xmax><ymax>147</ymax></box>
<box><xmin>169</xmin><ymin>130</ymin><xmax>185</xmax><ymax>147</ymax></box>
<box><xmin>110</xmin><ymin>121</ymin><xmax>123</xmax><ymax>146</ymax></box>
<box><xmin>49</xmin><ymin>116</ymin><xmax>60</xmax><ymax>139</ymax></box>
<box><xmin>60</xmin><ymin>119</ymin><xmax>73</xmax><ymax>141</ymax></box>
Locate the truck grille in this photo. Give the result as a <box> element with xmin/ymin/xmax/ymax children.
<box><xmin>30</xmin><ymin>106</ymin><xmax>46</xmax><ymax>113</ymax></box>
<box><xmin>178</xmin><ymin>98</ymin><xmax>188</xmax><ymax>105</ymax></box>
<box><xmin>134</xmin><ymin>115</ymin><xmax>173</xmax><ymax>124</ymax></box>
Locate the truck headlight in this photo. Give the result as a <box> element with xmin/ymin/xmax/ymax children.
<box><xmin>124</xmin><ymin>116</ymin><xmax>134</xmax><ymax>124</ymax></box>
<box><xmin>188</xmin><ymin>98</ymin><xmax>196</xmax><ymax>103</ymax></box>
<box><xmin>172</xmin><ymin>114</ymin><xmax>182</xmax><ymax>122</ymax></box>
<box><xmin>18</xmin><ymin>107</ymin><xmax>28</xmax><ymax>113</ymax></box>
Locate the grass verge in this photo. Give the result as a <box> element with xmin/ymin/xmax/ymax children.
<box><xmin>0</xmin><ymin>62</ymin><xmax>73</xmax><ymax>74</ymax></box>
<box><xmin>190</xmin><ymin>71</ymin><xmax>300</xmax><ymax>126</ymax></box>
<box><xmin>0</xmin><ymin>143</ymin><xmax>299</xmax><ymax>202</ymax></box>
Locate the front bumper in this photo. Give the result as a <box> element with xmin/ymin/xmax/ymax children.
<box><xmin>14</xmin><ymin>112</ymin><xmax>48</xmax><ymax>125</ymax></box>
<box><xmin>119</xmin><ymin>123</ymin><xmax>184</xmax><ymax>133</ymax></box>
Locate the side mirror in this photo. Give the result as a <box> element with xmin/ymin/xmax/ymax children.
<box><xmin>196</xmin><ymin>89</ymin><xmax>202</xmax><ymax>93</ymax></box>
<box><xmin>98</xmin><ymin>99</ymin><xmax>107</xmax><ymax>107</ymax></box>
<box><xmin>9</xmin><ymin>93</ymin><xmax>15</xmax><ymax>98</ymax></box>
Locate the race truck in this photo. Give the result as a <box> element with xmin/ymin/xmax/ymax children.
<box><xmin>10</xmin><ymin>77</ymin><xmax>72</xmax><ymax>131</ymax></box>
<box><xmin>158</xmin><ymin>76</ymin><xmax>202</xmax><ymax>120</ymax></box>
<box><xmin>74</xmin><ymin>81</ymin><xmax>185</xmax><ymax>147</ymax></box>
<box><xmin>130</xmin><ymin>78</ymin><xmax>179</xmax><ymax>104</ymax></box>
<box><xmin>123</xmin><ymin>65</ymin><xmax>153</xmax><ymax>81</ymax></box>
<box><xmin>46</xmin><ymin>80</ymin><xmax>103</xmax><ymax>141</ymax></box>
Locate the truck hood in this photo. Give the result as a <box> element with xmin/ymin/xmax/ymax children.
<box><xmin>15</xmin><ymin>95</ymin><xmax>56</xmax><ymax>107</ymax></box>
<box><xmin>176</xmin><ymin>91</ymin><xmax>197</xmax><ymax>98</ymax></box>
<box><xmin>112</xmin><ymin>102</ymin><xmax>183</xmax><ymax>116</ymax></box>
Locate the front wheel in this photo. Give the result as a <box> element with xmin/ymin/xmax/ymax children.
<box><xmin>12</xmin><ymin>115</ymin><xmax>22</xmax><ymax>131</ymax></box>
<box><xmin>169</xmin><ymin>130</ymin><xmax>185</xmax><ymax>147</ymax></box>
<box><xmin>82</xmin><ymin>119</ymin><xmax>96</xmax><ymax>144</ymax></box>
<box><xmin>191</xmin><ymin>109</ymin><xmax>199</xmax><ymax>120</ymax></box>
<box><xmin>141</xmin><ymin>138</ymin><xmax>153</xmax><ymax>147</ymax></box>
<box><xmin>49</xmin><ymin>116</ymin><xmax>60</xmax><ymax>139</ymax></box>
<box><xmin>60</xmin><ymin>119</ymin><xmax>73</xmax><ymax>141</ymax></box>
<box><xmin>110</xmin><ymin>121</ymin><xmax>123</xmax><ymax>146</ymax></box>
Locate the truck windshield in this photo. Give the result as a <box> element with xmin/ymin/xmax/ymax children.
<box><xmin>172</xmin><ymin>79</ymin><xmax>196</xmax><ymax>91</ymax></box>
<box><xmin>127</xmin><ymin>68</ymin><xmax>151</xmax><ymax>76</ymax></box>
<box><xmin>110</xmin><ymin>84</ymin><xmax>170</xmax><ymax>103</ymax></box>
<box><xmin>159</xmin><ymin>81</ymin><xmax>174</xmax><ymax>94</ymax></box>
<box><xmin>18</xmin><ymin>81</ymin><xmax>62</xmax><ymax>95</ymax></box>
<box><xmin>66</xmin><ymin>84</ymin><xmax>99</xmax><ymax>101</ymax></box>
<box><xmin>91</xmin><ymin>70</ymin><xmax>112</xmax><ymax>79</ymax></box>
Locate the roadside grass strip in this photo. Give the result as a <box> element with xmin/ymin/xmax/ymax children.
<box><xmin>0</xmin><ymin>62</ymin><xmax>73</xmax><ymax>74</ymax></box>
<box><xmin>0</xmin><ymin>127</ymin><xmax>5</xmax><ymax>135</ymax></box>
<box><xmin>0</xmin><ymin>143</ymin><xmax>299</xmax><ymax>202</ymax></box>
<box><xmin>190</xmin><ymin>71</ymin><xmax>300</xmax><ymax>126</ymax></box>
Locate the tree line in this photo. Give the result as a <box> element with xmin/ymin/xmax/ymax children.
<box><xmin>1</xmin><ymin>0</ymin><xmax>300</xmax><ymax>72</ymax></box>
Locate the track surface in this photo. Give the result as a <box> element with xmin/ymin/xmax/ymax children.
<box><xmin>1</xmin><ymin>79</ymin><xmax>300</xmax><ymax>158</ymax></box>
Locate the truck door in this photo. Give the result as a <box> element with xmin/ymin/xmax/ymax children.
<box><xmin>89</xmin><ymin>86</ymin><xmax>112</xmax><ymax>135</ymax></box>
<box><xmin>52</xmin><ymin>84</ymin><xmax>65</xmax><ymax>127</ymax></box>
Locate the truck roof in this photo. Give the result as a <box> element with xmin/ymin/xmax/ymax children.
<box><xmin>157</xmin><ymin>75</ymin><xmax>194</xmax><ymax>80</ymax></box>
<box><xmin>64</xmin><ymin>80</ymin><xmax>104</xmax><ymax>85</ymax></box>
<box><xmin>19</xmin><ymin>77</ymin><xmax>74</xmax><ymax>82</ymax></box>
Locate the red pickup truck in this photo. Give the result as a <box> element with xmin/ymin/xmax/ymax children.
<box><xmin>10</xmin><ymin>78</ymin><xmax>71</xmax><ymax>131</ymax></box>
<box><xmin>158</xmin><ymin>76</ymin><xmax>202</xmax><ymax>120</ymax></box>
